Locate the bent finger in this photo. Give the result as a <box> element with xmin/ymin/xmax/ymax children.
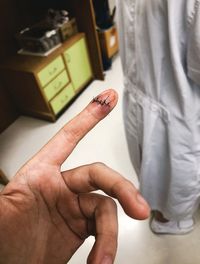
<box><xmin>78</xmin><ymin>193</ymin><xmax>118</xmax><ymax>264</ymax></box>
<box><xmin>34</xmin><ymin>89</ymin><xmax>118</xmax><ymax>166</ymax></box>
<box><xmin>62</xmin><ymin>163</ymin><xmax>150</xmax><ymax>220</ymax></box>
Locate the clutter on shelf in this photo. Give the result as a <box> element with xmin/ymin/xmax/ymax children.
<box><xmin>44</xmin><ymin>9</ymin><xmax>78</xmax><ymax>42</ymax></box>
<box><xmin>16</xmin><ymin>9</ymin><xmax>78</xmax><ymax>56</ymax></box>
<box><xmin>16</xmin><ymin>27</ymin><xmax>61</xmax><ymax>55</ymax></box>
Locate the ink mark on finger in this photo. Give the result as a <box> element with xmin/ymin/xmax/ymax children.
<box><xmin>92</xmin><ymin>96</ymin><xmax>110</xmax><ymax>106</ymax></box>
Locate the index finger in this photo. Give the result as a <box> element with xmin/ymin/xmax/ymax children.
<box><xmin>35</xmin><ymin>89</ymin><xmax>118</xmax><ymax>166</ymax></box>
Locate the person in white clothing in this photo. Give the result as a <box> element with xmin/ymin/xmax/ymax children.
<box><xmin>116</xmin><ymin>0</ymin><xmax>200</xmax><ymax>234</ymax></box>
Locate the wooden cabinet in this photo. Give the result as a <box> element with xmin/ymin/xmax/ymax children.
<box><xmin>0</xmin><ymin>33</ymin><xmax>93</xmax><ymax>121</ymax></box>
<box><xmin>0</xmin><ymin>0</ymin><xmax>104</xmax><ymax>132</ymax></box>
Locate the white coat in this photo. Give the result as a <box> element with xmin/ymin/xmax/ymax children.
<box><xmin>116</xmin><ymin>0</ymin><xmax>200</xmax><ymax>220</ymax></box>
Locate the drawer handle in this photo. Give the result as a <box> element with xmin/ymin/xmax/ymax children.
<box><xmin>61</xmin><ymin>95</ymin><xmax>69</xmax><ymax>103</ymax></box>
<box><xmin>53</xmin><ymin>81</ymin><xmax>62</xmax><ymax>91</ymax></box>
<box><xmin>48</xmin><ymin>67</ymin><xmax>57</xmax><ymax>76</ymax></box>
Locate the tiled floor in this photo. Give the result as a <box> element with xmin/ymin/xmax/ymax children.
<box><xmin>0</xmin><ymin>56</ymin><xmax>200</xmax><ymax>264</ymax></box>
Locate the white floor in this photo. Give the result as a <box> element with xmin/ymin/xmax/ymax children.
<box><xmin>0</xmin><ymin>56</ymin><xmax>200</xmax><ymax>264</ymax></box>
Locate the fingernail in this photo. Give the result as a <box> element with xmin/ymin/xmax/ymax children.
<box><xmin>101</xmin><ymin>256</ymin><xmax>113</xmax><ymax>264</ymax></box>
<box><xmin>136</xmin><ymin>193</ymin><xmax>147</xmax><ymax>205</ymax></box>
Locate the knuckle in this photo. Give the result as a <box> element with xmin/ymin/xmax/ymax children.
<box><xmin>91</xmin><ymin>162</ymin><xmax>107</xmax><ymax>170</ymax></box>
<box><xmin>103</xmin><ymin>196</ymin><xmax>117</xmax><ymax>210</ymax></box>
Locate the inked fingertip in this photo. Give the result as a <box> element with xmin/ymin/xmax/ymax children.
<box><xmin>88</xmin><ymin>89</ymin><xmax>118</xmax><ymax>119</ymax></box>
<box><xmin>91</xmin><ymin>89</ymin><xmax>118</xmax><ymax>109</ymax></box>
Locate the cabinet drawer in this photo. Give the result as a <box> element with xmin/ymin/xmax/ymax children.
<box><xmin>50</xmin><ymin>83</ymin><xmax>75</xmax><ymax>114</ymax></box>
<box><xmin>37</xmin><ymin>56</ymin><xmax>65</xmax><ymax>87</ymax></box>
<box><xmin>43</xmin><ymin>70</ymin><xmax>69</xmax><ymax>101</ymax></box>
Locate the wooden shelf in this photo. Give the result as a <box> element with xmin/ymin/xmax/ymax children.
<box><xmin>0</xmin><ymin>33</ymin><xmax>94</xmax><ymax>121</ymax></box>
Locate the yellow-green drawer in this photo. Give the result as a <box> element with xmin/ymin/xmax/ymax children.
<box><xmin>37</xmin><ymin>56</ymin><xmax>65</xmax><ymax>87</ymax></box>
<box><xmin>43</xmin><ymin>70</ymin><xmax>69</xmax><ymax>101</ymax></box>
<box><xmin>50</xmin><ymin>83</ymin><xmax>75</xmax><ymax>114</ymax></box>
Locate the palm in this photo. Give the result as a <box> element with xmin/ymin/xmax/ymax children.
<box><xmin>1</xmin><ymin>163</ymin><xmax>90</xmax><ymax>264</ymax></box>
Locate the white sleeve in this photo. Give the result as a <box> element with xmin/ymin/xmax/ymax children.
<box><xmin>187</xmin><ymin>0</ymin><xmax>200</xmax><ymax>85</ymax></box>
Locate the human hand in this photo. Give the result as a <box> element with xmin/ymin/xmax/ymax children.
<box><xmin>0</xmin><ymin>89</ymin><xmax>150</xmax><ymax>264</ymax></box>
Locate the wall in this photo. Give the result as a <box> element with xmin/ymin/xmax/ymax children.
<box><xmin>0</xmin><ymin>0</ymin><xmax>23</xmax><ymax>133</ymax></box>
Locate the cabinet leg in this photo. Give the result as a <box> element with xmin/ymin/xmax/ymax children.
<box><xmin>0</xmin><ymin>169</ymin><xmax>9</xmax><ymax>185</ymax></box>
